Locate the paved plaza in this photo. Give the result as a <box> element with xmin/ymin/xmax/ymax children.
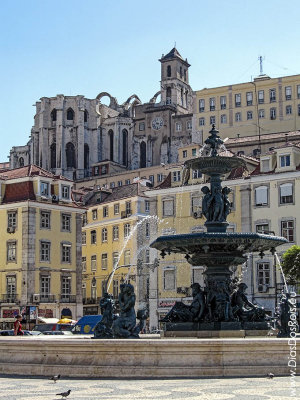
<box><xmin>0</xmin><ymin>375</ymin><xmax>299</xmax><ymax>400</ymax></box>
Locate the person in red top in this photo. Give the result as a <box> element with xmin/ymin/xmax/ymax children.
<box><xmin>13</xmin><ymin>314</ymin><xmax>24</xmax><ymax>336</ymax></box>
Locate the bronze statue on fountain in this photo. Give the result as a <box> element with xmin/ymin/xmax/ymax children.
<box><xmin>151</xmin><ymin>125</ymin><xmax>287</xmax><ymax>332</ymax></box>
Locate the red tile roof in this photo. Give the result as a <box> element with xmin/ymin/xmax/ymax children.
<box><xmin>0</xmin><ymin>165</ymin><xmax>72</xmax><ymax>182</ymax></box>
<box><xmin>3</xmin><ymin>181</ymin><xmax>36</xmax><ymax>203</ymax></box>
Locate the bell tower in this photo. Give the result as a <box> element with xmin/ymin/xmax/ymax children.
<box><xmin>159</xmin><ymin>48</ymin><xmax>193</xmax><ymax>113</ymax></box>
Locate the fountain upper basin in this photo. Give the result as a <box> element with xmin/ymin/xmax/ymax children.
<box><xmin>185</xmin><ymin>156</ymin><xmax>246</xmax><ymax>175</ymax></box>
<box><xmin>150</xmin><ymin>232</ymin><xmax>288</xmax><ymax>266</ymax></box>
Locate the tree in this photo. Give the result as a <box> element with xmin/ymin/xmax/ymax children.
<box><xmin>281</xmin><ymin>245</ymin><xmax>300</xmax><ymax>284</ymax></box>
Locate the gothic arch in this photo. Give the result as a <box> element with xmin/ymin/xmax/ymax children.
<box><xmin>51</xmin><ymin>109</ymin><xmax>57</xmax><ymax>122</ymax></box>
<box><xmin>19</xmin><ymin>157</ymin><xmax>24</xmax><ymax>167</ymax></box>
<box><xmin>122</xmin><ymin>129</ymin><xmax>128</xmax><ymax>166</ymax></box>
<box><xmin>84</xmin><ymin>143</ymin><xmax>89</xmax><ymax>170</ymax></box>
<box><xmin>96</xmin><ymin>92</ymin><xmax>119</xmax><ymax>110</ymax></box>
<box><xmin>140</xmin><ymin>141</ymin><xmax>146</xmax><ymax>168</ymax></box>
<box><xmin>108</xmin><ymin>130</ymin><xmax>114</xmax><ymax>161</ymax></box>
<box><xmin>67</xmin><ymin>108</ymin><xmax>74</xmax><ymax>120</ymax></box>
<box><xmin>50</xmin><ymin>142</ymin><xmax>56</xmax><ymax>169</ymax></box>
<box><xmin>66</xmin><ymin>142</ymin><xmax>76</xmax><ymax>168</ymax></box>
<box><xmin>149</xmin><ymin>91</ymin><xmax>161</xmax><ymax>104</ymax></box>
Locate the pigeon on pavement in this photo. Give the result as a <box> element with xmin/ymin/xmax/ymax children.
<box><xmin>267</xmin><ymin>373</ymin><xmax>274</xmax><ymax>379</ymax></box>
<box><xmin>56</xmin><ymin>389</ymin><xmax>71</xmax><ymax>398</ymax></box>
<box><xmin>50</xmin><ymin>374</ymin><xmax>61</xmax><ymax>383</ymax></box>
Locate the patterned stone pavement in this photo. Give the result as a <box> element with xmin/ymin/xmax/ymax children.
<box><xmin>0</xmin><ymin>375</ymin><xmax>299</xmax><ymax>400</ymax></box>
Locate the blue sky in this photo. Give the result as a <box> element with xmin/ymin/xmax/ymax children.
<box><xmin>1</xmin><ymin>0</ymin><xmax>300</xmax><ymax>161</ymax></box>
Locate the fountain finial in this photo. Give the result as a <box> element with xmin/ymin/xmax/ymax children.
<box><xmin>204</xmin><ymin>125</ymin><xmax>225</xmax><ymax>157</ymax></box>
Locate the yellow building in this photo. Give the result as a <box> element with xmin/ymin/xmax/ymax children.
<box><xmin>0</xmin><ymin>165</ymin><xmax>84</xmax><ymax>328</ymax></box>
<box><xmin>195</xmin><ymin>74</ymin><xmax>300</xmax><ymax>143</ymax></box>
<box><xmin>82</xmin><ymin>182</ymin><xmax>157</xmax><ymax>317</ymax></box>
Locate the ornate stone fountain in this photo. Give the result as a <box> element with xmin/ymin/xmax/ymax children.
<box><xmin>150</xmin><ymin>126</ymin><xmax>288</xmax><ymax>332</ymax></box>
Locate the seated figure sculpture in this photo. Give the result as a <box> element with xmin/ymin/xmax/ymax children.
<box><xmin>160</xmin><ymin>283</ymin><xmax>205</xmax><ymax>323</ymax></box>
<box><xmin>112</xmin><ymin>283</ymin><xmax>138</xmax><ymax>338</ymax></box>
<box><xmin>231</xmin><ymin>283</ymin><xmax>266</xmax><ymax>322</ymax></box>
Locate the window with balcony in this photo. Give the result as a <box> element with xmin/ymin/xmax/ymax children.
<box><xmin>102</xmin><ymin>228</ymin><xmax>108</xmax><ymax>242</ymax></box>
<box><xmin>91</xmin><ymin>255</ymin><xmax>97</xmax><ymax>270</ymax></box>
<box><xmin>285</xmin><ymin>86</ymin><xmax>292</xmax><ymax>100</ymax></box>
<box><xmin>199</xmin><ymin>99</ymin><xmax>205</xmax><ymax>112</ymax></box>
<box><xmin>270</xmin><ymin>89</ymin><xmax>276</xmax><ymax>102</ymax></box>
<box><xmin>40</xmin><ymin>211</ymin><xmax>50</xmax><ymax>229</ymax></box>
<box><xmin>40</xmin><ymin>275</ymin><xmax>50</xmax><ymax>300</ymax></box>
<box><xmin>91</xmin><ymin>230</ymin><xmax>97</xmax><ymax>244</ymax></box>
<box><xmin>257</xmin><ymin>262</ymin><xmax>270</xmax><ymax>291</ymax></box>
<box><xmin>246</xmin><ymin>92</ymin><xmax>253</xmax><ymax>106</ymax></box>
<box><xmin>281</xmin><ymin>220</ymin><xmax>294</xmax><ymax>242</ymax></box>
<box><xmin>254</xmin><ymin>186</ymin><xmax>268</xmax><ymax>206</ymax></box>
<box><xmin>209</xmin><ymin>97</ymin><xmax>215</xmax><ymax>111</ymax></box>
<box><xmin>40</xmin><ymin>241</ymin><xmax>51</xmax><ymax>262</ymax></box>
<box><xmin>61</xmin><ymin>276</ymin><xmax>71</xmax><ymax>301</ymax></box>
<box><xmin>61</xmin><ymin>213</ymin><xmax>71</xmax><ymax>232</ymax></box>
<box><xmin>124</xmin><ymin>223</ymin><xmax>131</xmax><ymax>238</ymax></box>
<box><xmin>61</xmin><ymin>243</ymin><xmax>71</xmax><ymax>263</ymax></box>
<box><xmin>113</xmin><ymin>225</ymin><xmax>119</xmax><ymax>241</ymax></box>
<box><xmin>220</xmin><ymin>96</ymin><xmax>226</xmax><ymax>109</ymax></box>
<box><xmin>235</xmin><ymin>93</ymin><xmax>241</xmax><ymax>107</ymax></box>
<box><xmin>7</xmin><ymin>241</ymin><xmax>16</xmax><ymax>262</ymax></box>
<box><xmin>279</xmin><ymin>183</ymin><xmax>293</xmax><ymax>204</ymax></box>
<box><xmin>6</xmin><ymin>275</ymin><xmax>16</xmax><ymax>302</ymax></box>
<box><xmin>101</xmin><ymin>253</ymin><xmax>107</xmax><ymax>270</ymax></box>
<box><xmin>163</xmin><ymin>267</ymin><xmax>175</xmax><ymax>290</ymax></box>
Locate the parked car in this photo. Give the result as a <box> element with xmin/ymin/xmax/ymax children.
<box><xmin>32</xmin><ymin>323</ymin><xmax>74</xmax><ymax>333</ymax></box>
<box><xmin>0</xmin><ymin>330</ymin><xmax>36</xmax><ymax>336</ymax></box>
<box><xmin>41</xmin><ymin>330</ymin><xmax>73</xmax><ymax>335</ymax></box>
<box><xmin>72</xmin><ymin>315</ymin><xmax>102</xmax><ymax>334</ymax></box>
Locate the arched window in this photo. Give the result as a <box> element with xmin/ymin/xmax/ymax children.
<box><xmin>50</xmin><ymin>143</ymin><xmax>56</xmax><ymax>169</ymax></box>
<box><xmin>167</xmin><ymin>65</ymin><xmax>171</xmax><ymax>77</ymax></box>
<box><xmin>84</xmin><ymin>110</ymin><xmax>88</xmax><ymax>122</ymax></box>
<box><xmin>19</xmin><ymin>157</ymin><xmax>24</xmax><ymax>167</ymax></box>
<box><xmin>66</xmin><ymin>142</ymin><xmax>76</xmax><ymax>168</ymax></box>
<box><xmin>166</xmin><ymin>87</ymin><xmax>171</xmax><ymax>105</ymax></box>
<box><xmin>51</xmin><ymin>109</ymin><xmax>57</xmax><ymax>122</ymax></box>
<box><xmin>181</xmin><ymin>88</ymin><xmax>184</xmax><ymax>106</ymax></box>
<box><xmin>67</xmin><ymin>108</ymin><xmax>74</xmax><ymax>120</ymax></box>
<box><xmin>140</xmin><ymin>141</ymin><xmax>146</xmax><ymax>168</ymax></box>
<box><xmin>108</xmin><ymin>130</ymin><xmax>114</xmax><ymax>161</ymax></box>
<box><xmin>84</xmin><ymin>144</ymin><xmax>89</xmax><ymax>170</ymax></box>
<box><xmin>122</xmin><ymin>129</ymin><xmax>128</xmax><ymax>166</ymax></box>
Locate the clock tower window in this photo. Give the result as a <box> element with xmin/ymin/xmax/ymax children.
<box><xmin>167</xmin><ymin>65</ymin><xmax>171</xmax><ymax>78</ymax></box>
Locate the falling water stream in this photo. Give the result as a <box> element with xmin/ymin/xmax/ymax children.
<box><xmin>274</xmin><ymin>252</ymin><xmax>289</xmax><ymax>293</ymax></box>
<box><xmin>106</xmin><ymin>214</ymin><xmax>161</xmax><ymax>291</ymax></box>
